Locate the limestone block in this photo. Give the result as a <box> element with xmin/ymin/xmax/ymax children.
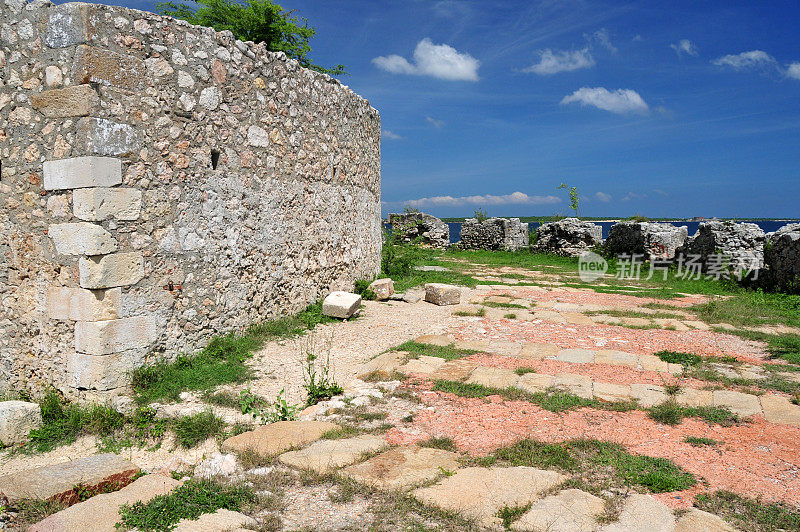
<box><xmin>593</xmin><ymin>382</ymin><xmax>633</xmax><ymax>403</ymax></box>
<box><xmin>516</xmin><ymin>372</ymin><xmax>555</xmax><ymax>393</ymax></box>
<box><xmin>557</xmin><ymin>348</ymin><xmax>596</xmax><ymax>364</ymax></box>
<box><xmin>44</xmin><ymin>3</ymin><xmax>96</xmax><ymax>48</ymax></box>
<box><xmin>47</xmin><ymin>286</ymin><xmax>121</xmax><ymax>321</ymax></box>
<box><xmin>675</xmin><ymin>508</ymin><xmax>737</xmax><ymax>532</ymax></box>
<box><xmin>67</xmin><ymin>350</ymin><xmax>146</xmax><ymax>391</ymax></box>
<box><xmin>30</xmin><ymin>84</ymin><xmax>99</xmax><ymax>118</ymax></box>
<box><xmin>553</xmin><ymin>373</ymin><xmax>593</xmax><ymax>399</ymax></box>
<box><xmin>713</xmin><ymin>390</ymin><xmax>762</xmax><ymax>418</ymax></box>
<box><xmin>675</xmin><ymin>388</ymin><xmax>713</xmax><ymax>408</ymax></box>
<box><xmin>73</xmin><ymin>187</ymin><xmax>142</xmax><ymax>221</ymax></box>
<box><xmin>466</xmin><ymin>366</ymin><xmax>518</xmax><ymax>389</ymax></box>
<box><xmin>512</xmin><ymin>489</ymin><xmax>605</xmax><ymax>532</ymax></box>
<box><xmin>414</xmin><ymin>335</ymin><xmax>454</xmax><ymax>346</ymax></box>
<box><xmin>425</xmin><ymin>283</ymin><xmax>461</xmax><ymax>306</ymax></box>
<box><xmin>221</xmin><ymin>421</ymin><xmax>338</xmax><ymax>457</ymax></box>
<box><xmin>0</xmin><ymin>401</ymin><xmax>42</xmax><ymax>445</ymax></box>
<box><xmin>75</xmin><ymin>315</ymin><xmax>158</xmax><ymax>355</ymax></box>
<box><xmin>75</xmin><ymin>117</ymin><xmax>142</xmax><ymax>157</ymax></box>
<box><xmin>72</xmin><ymin>44</ymin><xmax>146</xmax><ymax>90</ymax></box>
<box><xmin>174</xmin><ymin>509</ymin><xmax>257</xmax><ymax>532</ymax></box>
<box><xmin>278</xmin><ymin>435</ymin><xmax>388</xmax><ymax>474</ymax></box>
<box><xmin>368</xmin><ymin>278</ymin><xmax>394</xmax><ymax>300</ymax></box>
<box><xmin>630</xmin><ymin>383</ymin><xmax>667</xmax><ymax>407</ymax></box>
<box><xmin>322</xmin><ymin>291</ymin><xmax>362</xmax><ymax>318</ymax></box>
<box><xmin>48</xmin><ymin>222</ymin><xmax>118</xmax><ymax>255</ymax></box>
<box><xmin>599</xmin><ymin>494</ymin><xmax>676</xmax><ymax>532</ymax></box>
<box><xmin>342</xmin><ymin>447</ymin><xmax>460</xmax><ymax>490</ymax></box>
<box><xmin>760</xmin><ymin>394</ymin><xmax>800</xmax><ymax>425</ymax></box>
<box><xmin>79</xmin><ymin>252</ymin><xmax>145</xmax><ymax>288</ymax></box>
<box><xmin>43</xmin><ymin>156</ymin><xmax>122</xmax><ymax>190</ymax></box>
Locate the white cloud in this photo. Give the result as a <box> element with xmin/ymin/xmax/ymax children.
<box><xmin>632</xmin><ymin>34</ymin><xmax>644</xmax><ymax>42</ymax></box>
<box><xmin>523</xmin><ymin>48</ymin><xmax>595</xmax><ymax>75</ymax></box>
<box><xmin>382</xmin><ymin>130</ymin><xmax>404</xmax><ymax>140</ymax></box>
<box><xmin>405</xmin><ymin>191</ymin><xmax>561</xmax><ymax>208</ymax></box>
<box><xmin>426</xmin><ymin>116</ymin><xmax>445</xmax><ymax>129</ymax></box>
<box><xmin>372</xmin><ymin>38</ymin><xmax>480</xmax><ymax>81</ymax></box>
<box><xmin>561</xmin><ymin>87</ymin><xmax>649</xmax><ymax>115</ymax></box>
<box><xmin>671</xmin><ymin>39</ymin><xmax>698</xmax><ymax>57</ymax></box>
<box><xmin>585</xmin><ymin>28</ymin><xmax>617</xmax><ymax>53</ymax></box>
<box><xmin>712</xmin><ymin>50</ymin><xmax>776</xmax><ymax>70</ymax></box>
<box><xmin>595</xmin><ymin>192</ymin><xmax>612</xmax><ymax>202</ymax></box>
<box><xmin>621</xmin><ymin>192</ymin><xmax>646</xmax><ymax>201</ymax></box>
<box><xmin>433</xmin><ymin>0</ymin><xmax>470</xmax><ymax>18</ymax></box>
<box><xmin>787</xmin><ymin>62</ymin><xmax>800</xmax><ymax>80</ymax></box>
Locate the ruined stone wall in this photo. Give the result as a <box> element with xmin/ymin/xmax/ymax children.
<box><xmin>0</xmin><ymin>0</ymin><xmax>382</xmax><ymax>398</ymax></box>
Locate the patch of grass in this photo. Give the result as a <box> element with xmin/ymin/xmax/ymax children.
<box><xmin>26</xmin><ymin>390</ymin><xmax>125</xmax><ymax>453</ymax></box>
<box><xmin>514</xmin><ymin>367</ymin><xmax>537</xmax><ymax>376</ymax></box>
<box><xmin>497</xmin><ymin>503</ymin><xmax>532</xmax><ymax>529</ymax></box>
<box><xmin>649</xmin><ymin>401</ymin><xmax>685</xmax><ymax>425</ymax></box>
<box><xmin>418</xmin><ymin>436</ymin><xmax>457</xmax><ymax>452</ymax></box>
<box><xmin>655</xmin><ymin>350</ymin><xmax>703</xmax><ymax>366</ymax></box>
<box><xmin>695</xmin><ymin>490</ymin><xmax>800</xmax><ymax>532</ymax></box>
<box><xmin>454</xmin><ymin>307</ymin><xmax>486</xmax><ymax>317</ymax></box>
<box><xmin>690</xmin><ymin>291</ymin><xmax>800</xmax><ymax>329</ymax></box>
<box><xmin>354</xmin><ymin>279</ymin><xmax>377</xmax><ymax>301</ymax></box>
<box><xmin>132</xmin><ymin>303</ymin><xmax>334</xmax><ymax>404</ymax></box>
<box><xmin>688</xmin><ymin>405</ymin><xmax>740</xmax><ymax>426</ymax></box>
<box><xmin>726</xmin><ymin>330</ymin><xmax>800</xmax><ymax>365</ymax></box>
<box><xmin>684</xmin><ymin>436</ymin><xmax>720</xmax><ymax>447</ymax></box>
<box><xmin>482</xmin><ymin>301</ymin><xmax>528</xmax><ymax>309</ymax></box>
<box><xmin>491</xmin><ymin>438</ymin><xmax>695</xmax><ymax>493</ymax></box>
<box><xmin>11</xmin><ymin>498</ymin><xmax>67</xmax><ymax>528</ymax></box>
<box><xmin>173</xmin><ymin>411</ymin><xmax>225</xmax><ymax>448</ymax></box>
<box><xmin>116</xmin><ymin>479</ymin><xmax>255</xmax><ymax>531</ymax></box>
<box><xmin>431</xmin><ymin>380</ymin><xmax>596</xmax><ymax>413</ymax></box>
<box><xmin>504</xmin><ymin>313</ymin><xmax>517</xmax><ymax>319</ymax></box>
<box><xmin>321</xmin><ymin>425</ymin><xmax>361</xmax><ymax>440</ymax></box>
<box><xmin>392</xmin><ymin>341</ymin><xmax>479</xmax><ymax>361</ymax></box>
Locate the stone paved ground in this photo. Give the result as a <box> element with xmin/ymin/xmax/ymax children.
<box><xmin>3</xmin><ymin>260</ymin><xmax>800</xmax><ymax>530</ymax></box>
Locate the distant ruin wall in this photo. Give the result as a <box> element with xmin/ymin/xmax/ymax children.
<box><xmin>0</xmin><ymin>0</ymin><xmax>382</xmax><ymax>398</ymax></box>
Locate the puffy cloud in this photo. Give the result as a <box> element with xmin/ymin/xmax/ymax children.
<box><xmin>621</xmin><ymin>192</ymin><xmax>646</xmax><ymax>201</ymax></box>
<box><xmin>382</xmin><ymin>130</ymin><xmax>404</xmax><ymax>140</ymax></box>
<box><xmin>405</xmin><ymin>191</ymin><xmax>561</xmax><ymax>208</ymax></box>
<box><xmin>372</xmin><ymin>38</ymin><xmax>480</xmax><ymax>81</ymax></box>
<box><xmin>426</xmin><ymin>116</ymin><xmax>445</xmax><ymax>128</ymax></box>
<box><xmin>560</xmin><ymin>87</ymin><xmax>649</xmax><ymax>115</ymax></box>
<box><xmin>670</xmin><ymin>39</ymin><xmax>698</xmax><ymax>57</ymax></box>
<box><xmin>523</xmin><ymin>48</ymin><xmax>595</xmax><ymax>75</ymax></box>
<box><xmin>585</xmin><ymin>28</ymin><xmax>617</xmax><ymax>53</ymax></box>
<box><xmin>712</xmin><ymin>50</ymin><xmax>776</xmax><ymax>69</ymax></box>
<box><xmin>595</xmin><ymin>192</ymin><xmax>612</xmax><ymax>202</ymax></box>
<box><xmin>787</xmin><ymin>62</ymin><xmax>800</xmax><ymax>80</ymax></box>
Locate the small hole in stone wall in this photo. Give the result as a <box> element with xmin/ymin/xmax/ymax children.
<box><xmin>210</xmin><ymin>149</ymin><xmax>220</xmax><ymax>170</ymax></box>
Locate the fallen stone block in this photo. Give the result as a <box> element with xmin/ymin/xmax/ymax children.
<box><xmin>29</xmin><ymin>474</ymin><xmax>180</xmax><ymax>532</ymax></box>
<box><xmin>73</xmin><ymin>187</ymin><xmax>143</xmax><ymax>221</ymax></box>
<box><xmin>368</xmin><ymin>278</ymin><xmax>394</xmax><ymax>300</ymax></box>
<box><xmin>0</xmin><ymin>453</ymin><xmax>139</xmax><ymax>504</ymax></box>
<box><xmin>79</xmin><ymin>252</ymin><xmax>145</xmax><ymax>289</ymax></box>
<box><xmin>221</xmin><ymin>420</ymin><xmax>337</xmax><ymax>457</ymax></box>
<box><xmin>512</xmin><ymin>488</ymin><xmax>605</xmax><ymax>532</ymax></box>
<box><xmin>49</xmin><ymin>222</ymin><xmax>118</xmax><ymax>256</ymax></box>
<box><xmin>278</xmin><ymin>435</ymin><xmax>388</xmax><ymax>474</ymax></box>
<box><xmin>713</xmin><ymin>390</ymin><xmax>762</xmax><ymax>418</ymax></box>
<box><xmin>322</xmin><ymin>291</ymin><xmax>361</xmax><ymax>318</ymax></box>
<box><xmin>413</xmin><ymin>466</ymin><xmax>566</xmax><ymax>528</ymax></box>
<box><xmin>0</xmin><ymin>401</ymin><xmax>41</xmax><ymax>445</ymax></box>
<box><xmin>43</xmin><ymin>156</ymin><xmax>121</xmax><ymax>190</ymax></box>
<box><xmin>424</xmin><ymin>283</ymin><xmax>461</xmax><ymax>306</ymax></box>
<box><xmin>342</xmin><ymin>446</ymin><xmax>460</xmax><ymax>490</ymax></box>
<box><xmin>30</xmin><ymin>84</ymin><xmax>99</xmax><ymax>118</ymax></box>
<box><xmin>47</xmin><ymin>287</ymin><xmax>121</xmax><ymax>321</ymax></box>
<box><xmin>75</xmin><ymin>315</ymin><xmax>158</xmax><ymax>355</ymax></box>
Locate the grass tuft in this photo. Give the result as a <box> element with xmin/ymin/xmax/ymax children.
<box><xmin>418</xmin><ymin>436</ymin><xmax>457</xmax><ymax>452</ymax></box>
<box><xmin>684</xmin><ymin>436</ymin><xmax>721</xmax><ymax>447</ymax></box>
<box><xmin>173</xmin><ymin>411</ymin><xmax>225</xmax><ymax>448</ymax></box>
<box><xmin>695</xmin><ymin>490</ymin><xmax>800</xmax><ymax>532</ymax></box>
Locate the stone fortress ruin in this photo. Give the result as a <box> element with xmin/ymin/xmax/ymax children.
<box><xmin>0</xmin><ymin>0</ymin><xmax>382</xmax><ymax>399</ymax></box>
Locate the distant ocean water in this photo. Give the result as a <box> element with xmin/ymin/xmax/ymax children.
<box><xmin>443</xmin><ymin>220</ymin><xmax>800</xmax><ymax>245</ymax></box>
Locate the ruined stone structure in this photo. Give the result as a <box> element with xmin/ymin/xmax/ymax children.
<box><xmin>387</xmin><ymin>212</ymin><xmax>449</xmax><ymax>248</ymax></box>
<box><xmin>677</xmin><ymin>221</ymin><xmax>765</xmax><ymax>273</ymax></box>
<box><xmin>605</xmin><ymin>222</ymin><xmax>688</xmax><ymax>260</ymax></box>
<box><xmin>533</xmin><ymin>218</ymin><xmax>602</xmax><ymax>257</ymax></box>
<box><xmin>764</xmin><ymin>223</ymin><xmax>800</xmax><ymax>294</ymax></box>
<box><xmin>460</xmin><ymin>218</ymin><xmax>528</xmax><ymax>251</ymax></box>
<box><xmin>0</xmin><ymin>0</ymin><xmax>382</xmax><ymax>398</ymax></box>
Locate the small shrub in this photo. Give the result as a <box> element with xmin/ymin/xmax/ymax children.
<box><xmin>504</xmin><ymin>313</ymin><xmax>517</xmax><ymax>319</ymax></box>
<box><xmin>473</xmin><ymin>209</ymin><xmax>488</xmax><ymax>223</ymax></box>
<box><xmin>173</xmin><ymin>411</ymin><xmax>224</xmax><ymax>448</ymax></box>
<box><xmin>354</xmin><ymin>279</ymin><xmax>377</xmax><ymax>301</ymax></box>
<box><xmin>302</xmin><ymin>335</ymin><xmax>343</xmax><ymax>406</ymax></box>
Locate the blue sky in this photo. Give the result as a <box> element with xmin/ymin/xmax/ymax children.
<box><xmin>99</xmin><ymin>0</ymin><xmax>800</xmax><ymax>218</ymax></box>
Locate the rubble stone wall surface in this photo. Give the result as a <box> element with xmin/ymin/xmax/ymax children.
<box><xmin>460</xmin><ymin>218</ymin><xmax>529</xmax><ymax>251</ymax></box>
<box><xmin>0</xmin><ymin>0</ymin><xmax>382</xmax><ymax>398</ymax></box>
<box><xmin>677</xmin><ymin>221</ymin><xmax>765</xmax><ymax>272</ymax></box>
<box><xmin>533</xmin><ymin>218</ymin><xmax>602</xmax><ymax>257</ymax></box>
<box><xmin>387</xmin><ymin>212</ymin><xmax>449</xmax><ymax>248</ymax></box>
<box><xmin>605</xmin><ymin>222</ymin><xmax>688</xmax><ymax>260</ymax></box>
<box><xmin>764</xmin><ymin>223</ymin><xmax>800</xmax><ymax>294</ymax></box>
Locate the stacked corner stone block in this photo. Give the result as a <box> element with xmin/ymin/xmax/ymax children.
<box><xmin>44</xmin><ymin>157</ymin><xmax>155</xmax><ymax>393</ymax></box>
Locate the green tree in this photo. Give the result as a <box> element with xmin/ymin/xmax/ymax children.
<box><xmin>557</xmin><ymin>183</ymin><xmax>580</xmax><ymax>217</ymax></box>
<box><xmin>156</xmin><ymin>0</ymin><xmax>346</xmax><ymax>75</ymax></box>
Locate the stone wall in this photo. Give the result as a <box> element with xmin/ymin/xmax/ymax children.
<box><xmin>605</xmin><ymin>222</ymin><xmax>688</xmax><ymax>260</ymax></box>
<box><xmin>677</xmin><ymin>221</ymin><xmax>765</xmax><ymax>273</ymax></box>
<box><xmin>387</xmin><ymin>212</ymin><xmax>449</xmax><ymax>248</ymax></box>
<box><xmin>460</xmin><ymin>218</ymin><xmax>528</xmax><ymax>251</ymax></box>
<box><xmin>533</xmin><ymin>218</ymin><xmax>602</xmax><ymax>257</ymax></box>
<box><xmin>764</xmin><ymin>223</ymin><xmax>800</xmax><ymax>294</ymax></box>
<box><xmin>0</xmin><ymin>0</ymin><xmax>381</xmax><ymax>398</ymax></box>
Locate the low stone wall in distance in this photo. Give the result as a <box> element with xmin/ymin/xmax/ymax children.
<box><xmin>0</xmin><ymin>0</ymin><xmax>381</xmax><ymax>398</ymax></box>
<box><xmin>460</xmin><ymin>218</ymin><xmax>529</xmax><ymax>251</ymax></box>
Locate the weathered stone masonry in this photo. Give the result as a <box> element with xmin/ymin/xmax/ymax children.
<box><xmin>1</xmin><ymin>0</ymin><xmax>382</xmax><ymax>398</ymax></box>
